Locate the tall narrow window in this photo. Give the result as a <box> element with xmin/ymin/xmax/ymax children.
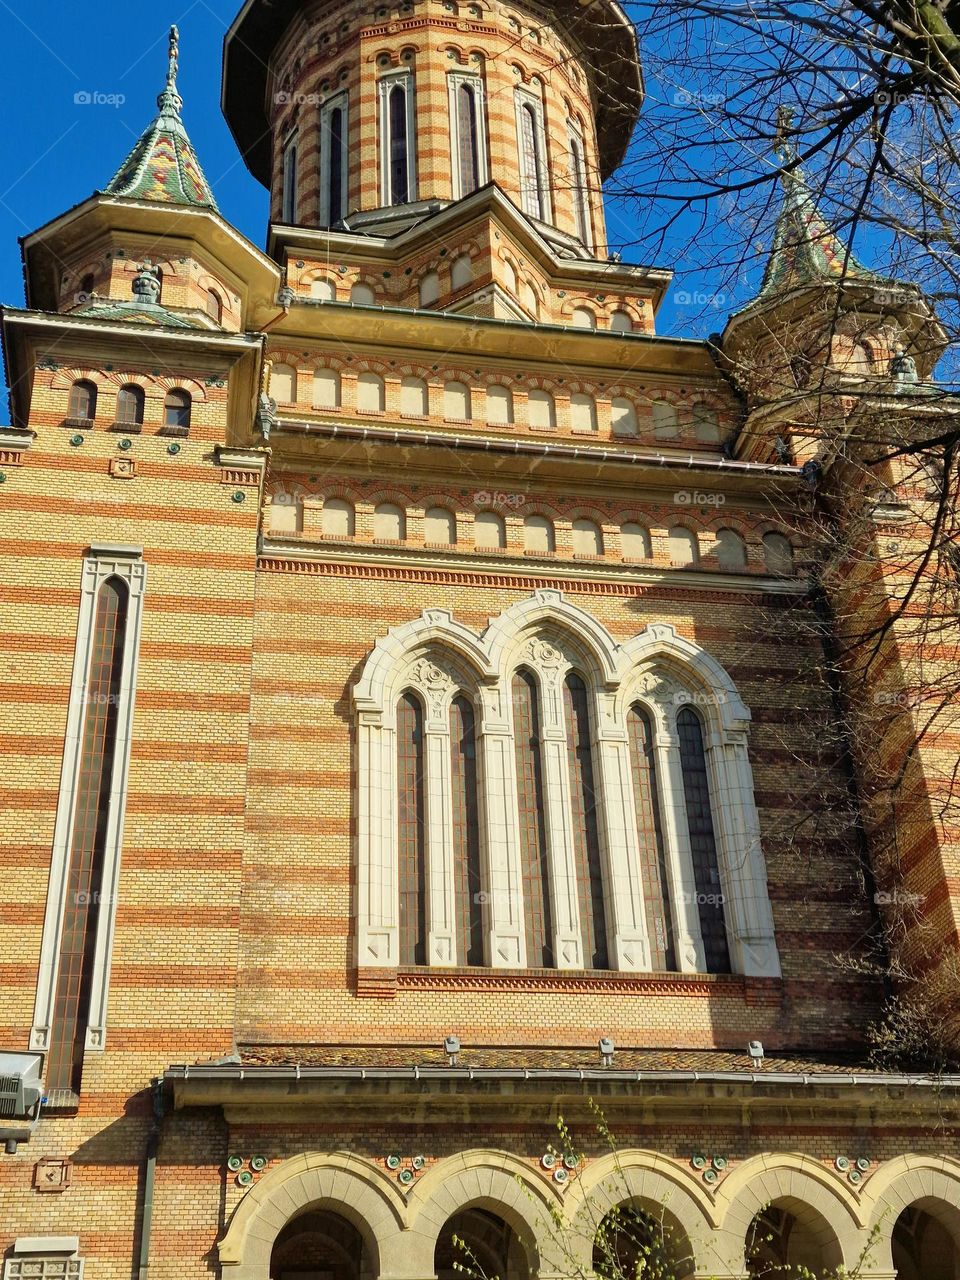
<box><xmin>320</xmin><ymin>95</ymin><xmax>349</xmax><ymax>227</ymax></box>
<box><xmin>45</xmin><ymin>578</ymin><xmax>129</xmax><ymax>1097</ymax></box>
<box><xmin>115</xmin><ymin>385</ymin><xmax>144</xmax><ymax>427</ymax></box>
<box><xmin>512</xmin><ymin>669</ymin><xmax>553</xmax><ymax>967</ymax></box>
<box><xmin>282</xmin><ymin>131</ymin><xmax>299</xmax><ymax>223</ymax></box>
<box><xmin>68</xmin><ymin>379</ymin><xmax>97</xmax><ymax>423</ymax></box>
<box><xmin>397</xmin><ymin>691</ymin><xmax>427</xmax><ymax>965</ymax></box>
<box><xmin>564</xmin><ymin>673</ymin><xmax>608</xmax><ymax>969</ymax></box>
<box><xmin>677</xmin><ymin>707</ymin><xmax>730</xmax><ymax>973</ymax></box>
<box><xmin>381</xmin><ymin>74</ymin><xmax>415</xmax><ymax>205</ymax></box>
<box><xmin>517</xmin><ymin>95</ymin><xmax>548</xmax><ymax>221</ymax></box>
<box><xmin>451</xmin><ymin>695</ymin><xmax>483</xmax><ymax>966</ymax></box>
<box><xmin>449</xmin><ymin>74</ymin><xmax>487</xmax><ymax>198</ymax></box>
<box><xmin>206</xmin><ymin>289</ymin><xmax>223</xmax><ymax>324</ymax></box>
<box><xmin>627</xmin><ymin>705</ymin><xmax>675</xmax><ymax>970</ymax></box>
<box><xmin>567</xmin><ymin>128</ymin><xmax>591</xmax><ymax>248</ymax></box>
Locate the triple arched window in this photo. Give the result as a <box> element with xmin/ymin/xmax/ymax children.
<box><xmin>354</xmin><ymin>593</ymin><xmax>781</xmax><ymax>981</ymax></box>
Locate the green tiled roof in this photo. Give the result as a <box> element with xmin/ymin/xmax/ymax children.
<box><xmin>104</xmin><ymin>26</ymin><xmax>217</xmax><ymax>210</ymax></box>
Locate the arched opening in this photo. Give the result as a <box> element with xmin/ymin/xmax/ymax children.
<box><xmin>571</xmin><ymin>306</ymin><xmax>596</xmax><ymax>330</ymax></box>
<box><xmin>444</xmin><ymin>380</ymin><xmax>471</xmax><ymax>421</ymax></box>
<box><xmin>322</xmin><ymin>498</ymin><xmax>355</xmax><ymax>537</ymax></box>
<box><xmin>311</xmin><ymin>278</ymin><xmax>336</xmax><ymax>300</ymax></box>
<box><xmin>115</xmin><ymin>384</ymin><xmax>145</xmax><ymax>427</ymax></box>
<box><xmin>570</xmin><ymin>392</ymin><xmax>598</xmax><ymax>433</ymax></box>
<box><xmin>677</xmin><ymin>706</ymin><xmax>730</xmax><ymax>973</ymax></box>
<box><xmin>401</xmin><ymin>376</ymin><xmax>428</xmax><ymax>416</ymax></box>
<box><xmin>424</xmin><ymin>506</ymin><xmax>457</xmax><ymax>544</ymax></box>
<box><xmin>68</xmin><ymin>378</ymin><xmax>97</xmax><ymax>423</ymax></box>
<box><xmin>451</xmin><ymin>694</ymin><xmax>483</xmax><ymax>966</ymax></box>
<box><xmin>436</xmin><ymin>1207</ymin><xmax>530</xmax><ymax>1280</ymax></box>
<box><xmin>572</xmin><ymin>518</ymin><xmax>602</xmax><ymax>556</ymax></box>
<box><xmin>512</xmin><ymin>668</ymin><xmax>553</xmax><ymax>968</ymax></box>
<box><xmin>314</xmin><ymin>368</ymin><xmax>341</xmax><ymax>410</ymax></box>
<box><xmin>475</xmin><ymin>510</ymin><xmax>506</xmax><ymax>548</ymax></box>
<box><xmin>627</xmin><ymin>705</ymin><xmax>675</xmax><ymax>971</ymax></box>
<box><xmin>620</xmin><ymin>522</ymin><xmax>650</xmax><ymax>560</ymax></box>
<box><xmin>420</xmin><ymin>271</ymin><xmax>440</xmax><ymax>306</ymax></box>
<box><xmin>373</xmin><ymin>502</ymin><xmax>405</xmax><ymax>540</ymax></box>
<box><xmin>451</xmin><ymin>253</ymin><xmax>473</xmax><ymax>291</ymax></box>
<box><xmin>270</xmin><ymin>1207</ymin><xmax>370</xmax><ymax>1280</ymax></box>
<box><xmin>594</xmin><ymin>1202</ymin><xmax>694</xmax><ymax>1280</ymax></box>
<box><xmin>611</xmin><ymin>397</ymin><xmax>637</xmax><ymax>435</ymax></box>
<box><xmin>745</xmin><ymin>1201</ymin><xmax>844</xmax><ymax>1279</ymax></box>
<box><xmin>523</xmin><ymin>514</ymin><xmax>554</xmax><ymax>553</ymax></box>
<box><xmin>762</xmin><ymin>532</ymin><xmax>794</xmax><ymax>576</ymax></box>
<box><xmin>486</xmin><ymin>384</ymin><xmax>513</xmax><ymax>425</ymax></box>
<box><xmin>456</xmin><ymin>81</ymin><xmax>481</xmax><ymax>196</ymax></box>
<box><xmin>163</xmin><ymin>389</ymin><xmax>192</xmax><ymax>431</ymax></box>
<box><xmin>564</xmin><ymin>670</ymin><xmax>608</xmax><ymax>969</ymax></box>
<box><xmin>893</xmin><ymin>1200</ymin><xmax>960</xmax><ymax>1280</ymax></box>
<box><xmin>397</xmin><ymin>689</ymin><xmax>427</xmax><ymax>966</ymax></box>
<box><xmin>206</xmin><ymin>289</ymin><xmax>223</xmax><ymax>323</ymax></box>
<box><xmin>715</xmin><ymin>528</ymin><xmax>747</xmax><ymax>570</ymax></box>
<box><xmin>667</xmin><ymin>527</ymin><xmax>698</xmax><ymax>565</ymax></box>
<box><xmin>652</xmin><ymin>401</ymin><xmax>679</xmax><ymax>439</ymax></box>
<box><xmin>357</xmin><ymin>372</ymin><xmax>385</xmax><ymax>412</ymax></box>
<box><xmin>609</xmin><ymin>309</ymin><xmax>632</xmax><ymax>333</ymax></box>
<box><xmin>527</xmin><ymin>389</ymin><xmax>555</xmax><ymax>430</ymax></box>
<box><xmin>350</xmin><ymin>282</ymin><xmax>376</xmax><ymax>305</ymax></box>
<box><xmin>271</xmin><ymin>362</ymin><xmax>297</xmax><ymax>404</ymax></box>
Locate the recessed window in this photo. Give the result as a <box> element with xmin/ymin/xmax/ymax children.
<box><xmin>449</xmin><ymin>74</ymin><xmax>487</xmax><ymax>198</ymax></box>
<box><xmin>68</xmin><ymin>379</ymin><xmax>97</xmax><ymax>423</ymax></box>
<box><xmin>516</xmin><ymin>91</ymin><xmax>549</xmax><ymax>221</ymax></box>
<box><xmin>668</xmin><ymin>526</ymin><xmax>698</xmax><ymax>565</ymax></box>
<box><xmin>350</xmin><ymin>282</ymin><xmax>376</xmax><ymax>305</ymax></box>
<box><xmin>693</xmin><ymin>405</ymin><xmax>720</xmax><ymax>443</ymax></box>
<box><xmin>620</xmin><ymin>522</ymin><xmax>651</xmax><ymax>560</ymax></box>
<box><xmin>570</xmin><ymin>392</ymin><xmax>597</xmax><ymax>432</ymax></box>
<box><xmin>572</xmin><ymin>518</ymin><xmax>602</xmax><ymax>556</ymax></box>
<box><xmin>523</xmin><ymin>514</ymin><xmax>554</xmax><ymax>552</ymax></box>
<box><xmin>115</xmin><ymin>384</ymin><xmax>144</xmax><ymax>426</ymax></box>
<box><xmin>444</xmin><ymin>380</ymin><xmax>471</xmax><ymax>420</ymax></box>
<box><xmin>609</xmin><ymin>309</ymin><xmax>632</xmax><ymax>333</ymax></box>
<box><xmin>474</xmin><ymin>510</ymin><xmax>506</xmax><ymax>547</ymax></box>
<box><xmin>419</xmin><ymin>271</ymin><xmax>440</xmax><ymax>306</ymax></box>
<box><xmin>486</xmin><ymin>384</ymin><xmax>513</xmax><ymax>425</ymax></box>
<box><xmin>313</xmin><ymin>368</ymin><xmax>341</xmax><ymax>409</ymax></box>
<box><xmin>424</xmin><ymin>506</ymin><xmax>457</xmax><ymax>544</ymax></box>
<box><xmin>271</xmin><ymin>363</ymin><xmax>297</xmax><ymax>404</ymax></box>
<box><xmin>380</xmin><ymin>72</ymin><xmax>416</xmax><ymax>204</ymax></box>
<box><xmin>652</xmin><ymin>400</ymin><xmax>679</xmax><ymax>439</ymax></box>
<box><xmin>357</xmin><ymin>372</ymin><xmax>385</xmax><ymax>412</ymax></box>
<box><xmin>322</xmin><ymin>497</ymin><xmax>355</xmax><ymax>536</ymax></box>
<box><xmin>611</xmin><ymin>397</ymin><xmax>637</xmax><ymax>435</ymax></box>
<box><xmin>450</xmin><ymin>254</ymin><xmax>473</xmax><ymax>291</ymax></box>
<box><xmin>374</xmin><ymin>501</ymin><xmax>405</xmax><ymax>539</ymax></box>
<box><xmin>206</xmin><ymin>289</ymin><xmax>223</xmax><ymax>323</ymax></box>
<box><xmin>763</xmin><ymin>532</ymin><xmax>794</xmax><ymax>576</ymax></box>
<box><xmin>311</xmin><ymin>278</ymin><xmax>336</xmax><ymax>300</ymax></box>
<box><xmin>716</xmin><ymin>528</ymin><xmax>746</xmax><ymax>570</ymax></box>
<box><xmin>571</xmin><ymin>306</ymin><xmax>596</xmax><ymax>329</ymax></box>
<box><xmin>397</xmin><ymin>690</ymin><xmax>427</xmax><ymax>965</ymax></box>
<box><xmin>401</xmin><ymin>376</ymin><xmax>428</xmax><ymax>416</ymax></box>
<box><xmin>163</xmin><ymin>389</ymin><xmax>192</xmax><ymax>431</ymax></box>
<box><xmin>319</xmin><ymin>93</ymin><xmax>349</xmax><ymax>226</ymax></box>
<box><xmin>527</xmin><ymin>388</ymin><xmax>555</xmax><ymax>429</ymax></box>
<box><xmin>281</xmin><ymin>131</ymin><xmax>299</xmax><ymax>223</ymax></box>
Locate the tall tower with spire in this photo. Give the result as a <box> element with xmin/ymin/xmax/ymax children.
<box><xmin>0</xmin><ymin>13</ymin><xmax>959</xmax><ymax>1280</ymax></box>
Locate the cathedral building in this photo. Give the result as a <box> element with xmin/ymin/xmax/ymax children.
<box><xmin>0</xmin><ymin>3</ymin><xmax>958</xmax><ymax>1279</ymax></box>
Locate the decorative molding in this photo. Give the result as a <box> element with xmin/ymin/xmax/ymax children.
<box><xmin>396</xmin><ymin>966</ymin><xmax>760</xmax><ymax>997</ymax></box>
<box><xmin>221</xmin><ymin>468</ymin><xmax>262</xmax><ymax>487</ymax></box>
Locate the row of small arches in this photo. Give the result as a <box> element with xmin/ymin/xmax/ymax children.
<box><xmin>66</xmin><ymin>379</ymin><xmax>192</xmax><ymax>430</ymax></box>
<box><xmin>268</xmin><ymin>364</ymin><xmax>721</xmax><ymax>440</ymax></box>
<box><xmin>306</xmin><ymin>273</ymin><xmax>637</xmax><ymax>332</ymax></box>
<box><xmin>272</xmin><ymin>496</ymin><xmax>796</xmax><ymax>573</ymax></box>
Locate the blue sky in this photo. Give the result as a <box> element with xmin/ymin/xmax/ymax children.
<box><xmin>0</xmin><ymin>0</ymin><xmax>764</xmax><ymax>348</ymax></box>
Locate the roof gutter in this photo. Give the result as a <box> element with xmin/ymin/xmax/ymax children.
<box><xmin>163</xmin><ymin>1063</ymin><xmax>960</xmax><ymax>1089</ymax></box>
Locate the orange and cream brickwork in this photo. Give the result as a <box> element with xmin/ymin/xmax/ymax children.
<box><xmin>0</xmin><ymin>2</ymin><xmax>958</xmax><ymax>1280</ymax></box>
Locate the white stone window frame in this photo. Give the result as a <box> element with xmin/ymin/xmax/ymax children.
<box><xmin>30</xmin><ymin>547</ymin><xmax>146</xmax><ymax>1057</ymax></box>
<box><xmin>4</xmin><ymin>1240</ymin><xmax>83</xmax><ymax>1280</ymax></box>
<box><xmin>447</xmin><ymin>70</ymin><xmax>489</xmax><ymax>200</ymax></box>
<box><xmin>514</xmin><ymin>85</ymin><xmax>551</xmax><ymax>223</ymax></box>
<box><xmin>318</xmin><ymin>91</ymin><xmax>349</xmax><ymax>227</ymax></box>
<box><xmin>353</xmin><ymin>591</ymin><xmax>780</xmax><ymax>979</ymax></box>
<box><xmin>281</xmin><ymin>129</ymin><xmax>299</xmax><ymax>224</ymax></box>
<box><xmin>378</xmin><ymin>68</ymin><xmax>418</xmax><ymax>206</ymax></box>
<box><xmin>566</xmin><ymin>118</ymin><xmax>593</xmax><ymax>250</ymax></box>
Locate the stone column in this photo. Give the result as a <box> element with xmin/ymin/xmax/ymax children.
<box><xmin>656</xmin><ymin>730</ymin><xmax>706</xmax><ymax>973</ymax></box>
<box><xmin>478</xmin><ymin>684</ymin><xmax>526</xmax><ymax>968</ymax></box>
<box><xmin>593</xmin><ymin>721</ymin><xmax>652</xmax><ymax>971</ymax></box>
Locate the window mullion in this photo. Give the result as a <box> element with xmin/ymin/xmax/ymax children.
<box><xmin>424</xmin><ymin>714</ymin><xmax>457</xmax><ymax>966</ymax></box>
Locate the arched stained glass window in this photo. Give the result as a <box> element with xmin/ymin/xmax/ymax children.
<box><xmin>457</xmin><ymin>81</ymin><xmax>481</xmax><ymax>196</ymax></box>
<box><xmin>627</xmin><ymin>705</ymin><xmax>675</xmax><ymax>970</ymax></box>
<box><xmin>388</xmin><ymin>82</ymin><xmax>410</xmax><ymax>203</ymax></box>
<box><xmin>512</xmin><ymin>669</ymin><xmax>553</xmax><ymax>966</ymax></box>
<box><xmin>519</xmin><ymin>100</ymin><xmax>546</xmax><ymax>220</ymax></box>
<box><xmin>564</xmin><ymin>672</ymin><xmax>608</xmax><ymax>969</ymax></box>
<box><xmin>677</xmin><ymin>707</ymin><xmax>730</xmax><ymax>973</ymax></box>
<box><xmin>451</xmin><ymin>695</ymin><xmax>483</xmax><ymax>966</ymax></box>
<box><xmin>397</xmin><ymin>691</ymin><xmax>427</xmax><ymax>965</ymax></box>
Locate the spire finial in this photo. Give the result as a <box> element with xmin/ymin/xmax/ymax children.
<box><xmin>157</xmin><ymin>24</ymin><xmax>183</xmax><ymax>117</ymax></box>
<box><xmin>774</xmin><ymin>105</ymin><xmax>798</xmax><ymax>170</ymax></box>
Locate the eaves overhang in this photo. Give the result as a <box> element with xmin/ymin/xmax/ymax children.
<box><xmin>163</xmin><ymin>1062</ymin><xmax>960</xmax><ymax>1122</ymax></box>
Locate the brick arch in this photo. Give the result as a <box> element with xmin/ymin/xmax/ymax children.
<box><xmin>603</xmin><ymin>300</ymin><xmax>643</xmax><ymax>326</ymax></box>
<box><xmin>564</xmin><ymin>1150</ymin><xmax>720</xmax><ymax>1275</ymax></box>
<box><xmin>402</xmin><ymin>1149</ymin><xmax>562</xmax><ymax>1277</ymax></box>
<box><xmin>713</xmin><ymin>1153</ymin><xmax>867</xmax><ymax>1273</ymax></box>
<box><xmin>157</xmin><ymin>375</ymin><xmax>208</xmax><ymax>401</ymax></box>
<box><xmin>300</xmin><ymin>268</ymin><xmax>342</xmax><ymax>296</ymax></box>
<box><xmin>217</xmin><ymin>1151</ymin><xmax>407</xmax><ymax>1280</ymax></box>
<box><xmin>862</xmin><ymin>1154</ymin><xmax>960</xmax><ymax>1273</ymax></box>
<box><xmin>51</xmin><ymin>367</ymin><xmax>113</xmax><ymax>391</ymax></box>
<box><xmin>564</xmin><ymin>378</ymin><xmax>604</xmax><ymax>397</ymax></box>
<box><xmin>103</xmin><ymin>371</ymin><xmax>154</xmax><ymax>390</ymax></box>
<box><xmin>305</xmin><ymin>352</ymin><xmax>351</xmax><ymax>373</ymax></box>
<box><xmin>564</xmin><ymin>502</ymin><xmax>611</xmax><ymax>527</ymax></box>
<box><xmin>560</xmin><ymin>298</ymin><xmax>601</xmax><ymax>323</ymax></box>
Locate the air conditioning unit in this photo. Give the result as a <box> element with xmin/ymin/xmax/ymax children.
<box><xmin>0</xmin><ymin>1052</ymin><xmax>44</xmax><ymax>1146</ymax></box>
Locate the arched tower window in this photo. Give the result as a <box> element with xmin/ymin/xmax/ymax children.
<box><xmin>68</xmin><ymin>379</ymin><xmax>97</xmax><ymax>423</ymax></box>
<box><xmin>564</xmin><ymin>672</ymin><xmax>608</xmax><ymax>969</ymax></box>
<box><xmin>397</xmin><ymin>691</ymin><xmax>427</xmax><ymax>965</ymax></box>
<box><xmin>450</xmin><ymin>695</ymin><xmax>483</xmax><ymax>966</ymax></box>
<box><xmin>163</xmin><ymin>389</ymin><xmax>192</xmax><ymax>431</ymax></box>
<box><xmin>677</xmin><ymin>706</ymin><xmax>730</xmax><ymax>973</ymax></box>
<box><xmin>627</xmin><ymin>705</ymin><xmax>675</xmax><ymax>970</ymax></box>
<box><xmin>381</xmin><ymin>73</ymin><xmax>415</xmax><ymax>205</ymax></box>
<box><xmin>567</xmin><ymin>126</ymin><xmax>591</xmax><ymax>248</ymax></box>
<box><xmin>320</xmin><ymin>93</ymin><xmax>349</xmax><ymax>226</ymax></box>
<box><xmin>281</xmin><ymin>130</ymin><xmax>299</xmax><ymax>223</ymax></box>
<box><xmin>516</xmin><ymin>94</ymin><xmax>548</xmax><ymax>221</ymax></box>
<box><xmin>512</xmin><ymin>669</ymin><xmax>553</xmax><ymax>967</ymax></box>
<box><xmin>115</xmin><ymin>384</ymin><xmax>144</xmax><ymax>426</ymax></box>
<box><xmin>206</xmin><ymin>289</ymin><xmax>223</xmax><ymax>323</ymax></box>
<box><xmin>449</xmin><ymin>74</ymin><xmax>486</xmax><ymax>198</ymax></box>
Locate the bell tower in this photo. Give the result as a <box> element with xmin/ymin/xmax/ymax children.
<box><xmin>223</xmin><ymin>0</ymin><xmax>642</xmax><ymax>255</ymax></box>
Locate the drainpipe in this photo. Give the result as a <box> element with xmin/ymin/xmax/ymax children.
<box><xmin>137</xmin><ymin>1078</ymin><xmax>165</xmax><ymax>1280</ymax></box>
